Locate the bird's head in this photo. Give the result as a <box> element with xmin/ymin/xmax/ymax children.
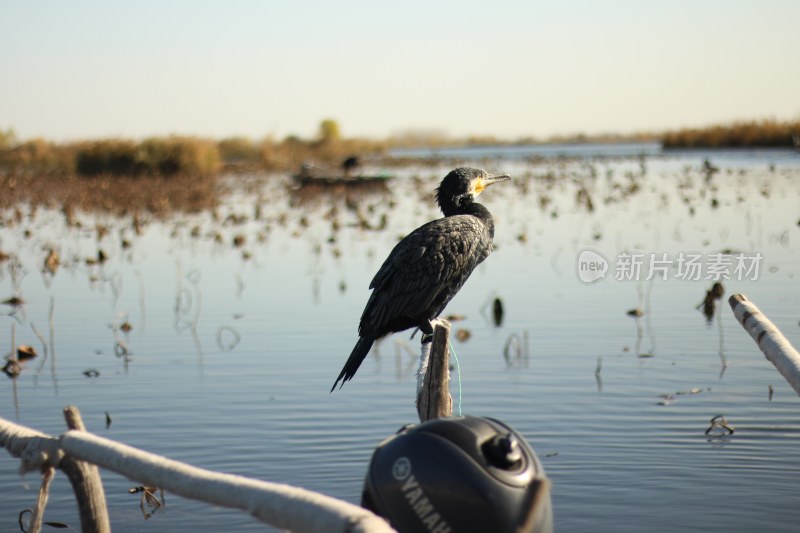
<box><xmin>435</xmin><ymin>167</ymin><xmax>511</xmax><ymax>215</ymax></box>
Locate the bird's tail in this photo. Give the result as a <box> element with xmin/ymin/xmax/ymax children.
<box><xmin>331</xmin><ymin>335</ymin><xmax>375</xmax><ymax>392</ymax></box>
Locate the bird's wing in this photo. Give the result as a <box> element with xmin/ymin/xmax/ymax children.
<box><xmin>362</xmin><ymin>215</ymin><xmax>489</xmax><ymax>333</ymax></box>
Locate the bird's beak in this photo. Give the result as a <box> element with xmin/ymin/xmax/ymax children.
<box><xmin>484</xmin><ymin>173</ymin><xmax>512</xmax><ymax>186</ymax></box>
<box><xmin>473</xmin><ymin>173</ymin><xmax>511</xmax><ymax>195</ymax></box>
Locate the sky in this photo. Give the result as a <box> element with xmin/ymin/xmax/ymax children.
<box><xmin>1</xmin><ymin>0</ymin><xmax>799</xmax><ymax>142</ymax></box>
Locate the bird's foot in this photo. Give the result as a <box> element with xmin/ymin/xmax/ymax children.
<box><xmin>418</xmin><ymin>319</ymin><xmax>435</xmax><ymax>336</ymax></box>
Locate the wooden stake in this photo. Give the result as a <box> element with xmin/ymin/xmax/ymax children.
<box><xmin>60</xmin><ymin>405</ymin><xmax>111</xmax><ymax>533</ymax></box>
<box><xmin>27</xmin><ymin>466</ymin><xmax>54</xmax><ymax>533</ymax></box>
<box><xmin>416</xmin><ymin>321</ymin><xmax>453</xmax><ymax>422</ymax></box>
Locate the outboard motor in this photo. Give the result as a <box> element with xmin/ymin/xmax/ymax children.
<box><xmin>363</xmin><ymin>416</ymin><xmax>553</xmax><ymax>532</ymax></box>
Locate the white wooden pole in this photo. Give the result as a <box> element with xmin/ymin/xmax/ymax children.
<box><xmin>59</xmin><ymin>430</ymin><xmax>394</xmax><ymax>533</ymax></box>
<box><xmin>1</xmin><ymin>415</ymin><xmax>395</xmax><ymax>533</ymax></box>
<box><xmin>729</xmin><ymin>293</ymin><xmax>800</xmax><ymax>395</ymax></box>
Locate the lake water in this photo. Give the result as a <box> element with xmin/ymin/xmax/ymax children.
<box><xmin>1</xmin><ymin>144</ymin><xmax>799</xmax><ymax>532</ymax></box>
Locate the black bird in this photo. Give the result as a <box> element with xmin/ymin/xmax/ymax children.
<box><xmin>332</xmin><ymin>167</ymin><xmax>511</xmax><ymax>391</ymax></box>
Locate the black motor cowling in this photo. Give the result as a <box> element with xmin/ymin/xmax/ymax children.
<box><xmin>363</xmin><ymin>416</ymin><xmax>553</xmax><ymax>532</ymax></box>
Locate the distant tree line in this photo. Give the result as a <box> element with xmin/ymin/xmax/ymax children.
<box><xmin>2</xmin><ymin>117</ymin><xmax>798</xmax><ymax>177</ymax></box>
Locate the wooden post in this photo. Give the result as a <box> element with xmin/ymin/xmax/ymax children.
<box><xmin>60</xmin><ymin>405</ymin><xmax>111</xmax><ymax>533</ymax></box>
<box><xmin>729</xmin><ymin>294</ymin><xmax>800</xmax><ymax>395</ymax></box>
<box><xmin>27</xmin><ymin>466</ymin><xmax>55</xmax><ymax>533</ymax></box>
<box><xmin>416</xmin><ymin>321</ymin><xmax>453</xmax><ymax>422</ymax></box>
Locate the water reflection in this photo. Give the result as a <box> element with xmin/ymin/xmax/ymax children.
<box><xmin>110</xmin><ymin>311</ymin><xmax>132</xmax><ymax>372</ymax></box>
<box><xmin>216</xmin><ymin>326</ymin><xmax>241</xmax><ymax>352</ymax></box>
<box><xmin>503</xmin><ymin>331</ymin><xmax>530</xmax><ymax>370</ymax></box>
<box><xmin>594</xmin><ymin>356</ymin><xmax>603</xmax><ymax>393</ymax></box>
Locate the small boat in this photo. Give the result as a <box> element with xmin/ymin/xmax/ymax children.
<box><xmin>293</xmin><ymin>172</ymin><xmax>392</xmax><ymax>187</ymax></box>
<box><xmin>292</xmin><ymin>159</ymin><xmax>392</xmax><ymax>187</ymax></box>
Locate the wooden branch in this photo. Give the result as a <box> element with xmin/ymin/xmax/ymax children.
<box><xmin>729</xmin><ymin>293</ymin><xmax>800</xmax><ymax>395</ymax></box>
<box><xmin>416</xmin><ymin>321</ymin><xmax>453</xmax><ymax>422</ymax></box>
<box><xmin>59</xmin><ymin>431</ymin><xmax>394</xmax><ymax>533</ymax></box>
<box><xmin>1</xmin><ymin>413</ymin><xmax>395</xmax><ymax>533</ymax></box>
<box><xmin>60</xmin><ymin>406</ymin><xmax>111</xmax><ymax>533</ymax></box>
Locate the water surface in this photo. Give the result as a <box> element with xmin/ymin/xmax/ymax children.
<box><xmin>1</xmin><ymin>145</ymin><xmax>799</xmax><ymax>531</ymax></box>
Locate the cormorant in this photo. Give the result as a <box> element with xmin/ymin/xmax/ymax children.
<box><xmin>331</xmin><ymin>167</ymin><xmax>511</xmax><ymax>391</ymax></box>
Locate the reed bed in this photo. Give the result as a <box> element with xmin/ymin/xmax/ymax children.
<box><xmin>0</xmin><ymin>134</ymin><xmax>387</xmax><ymax>177</ymax></box>
<box><xmin>662</xmin><ymin>119</ymin><xmax>800</xmax><ymax>149</ymax></box>
<box><xmin>0</xmin><ymin>170</ymin><xmax>220</xmax><ymax>217</ymax></box>
<box><xmin>75</xmin><ymin>137</ymin><xmax>220</xmax><ymax>177</ymax></box>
